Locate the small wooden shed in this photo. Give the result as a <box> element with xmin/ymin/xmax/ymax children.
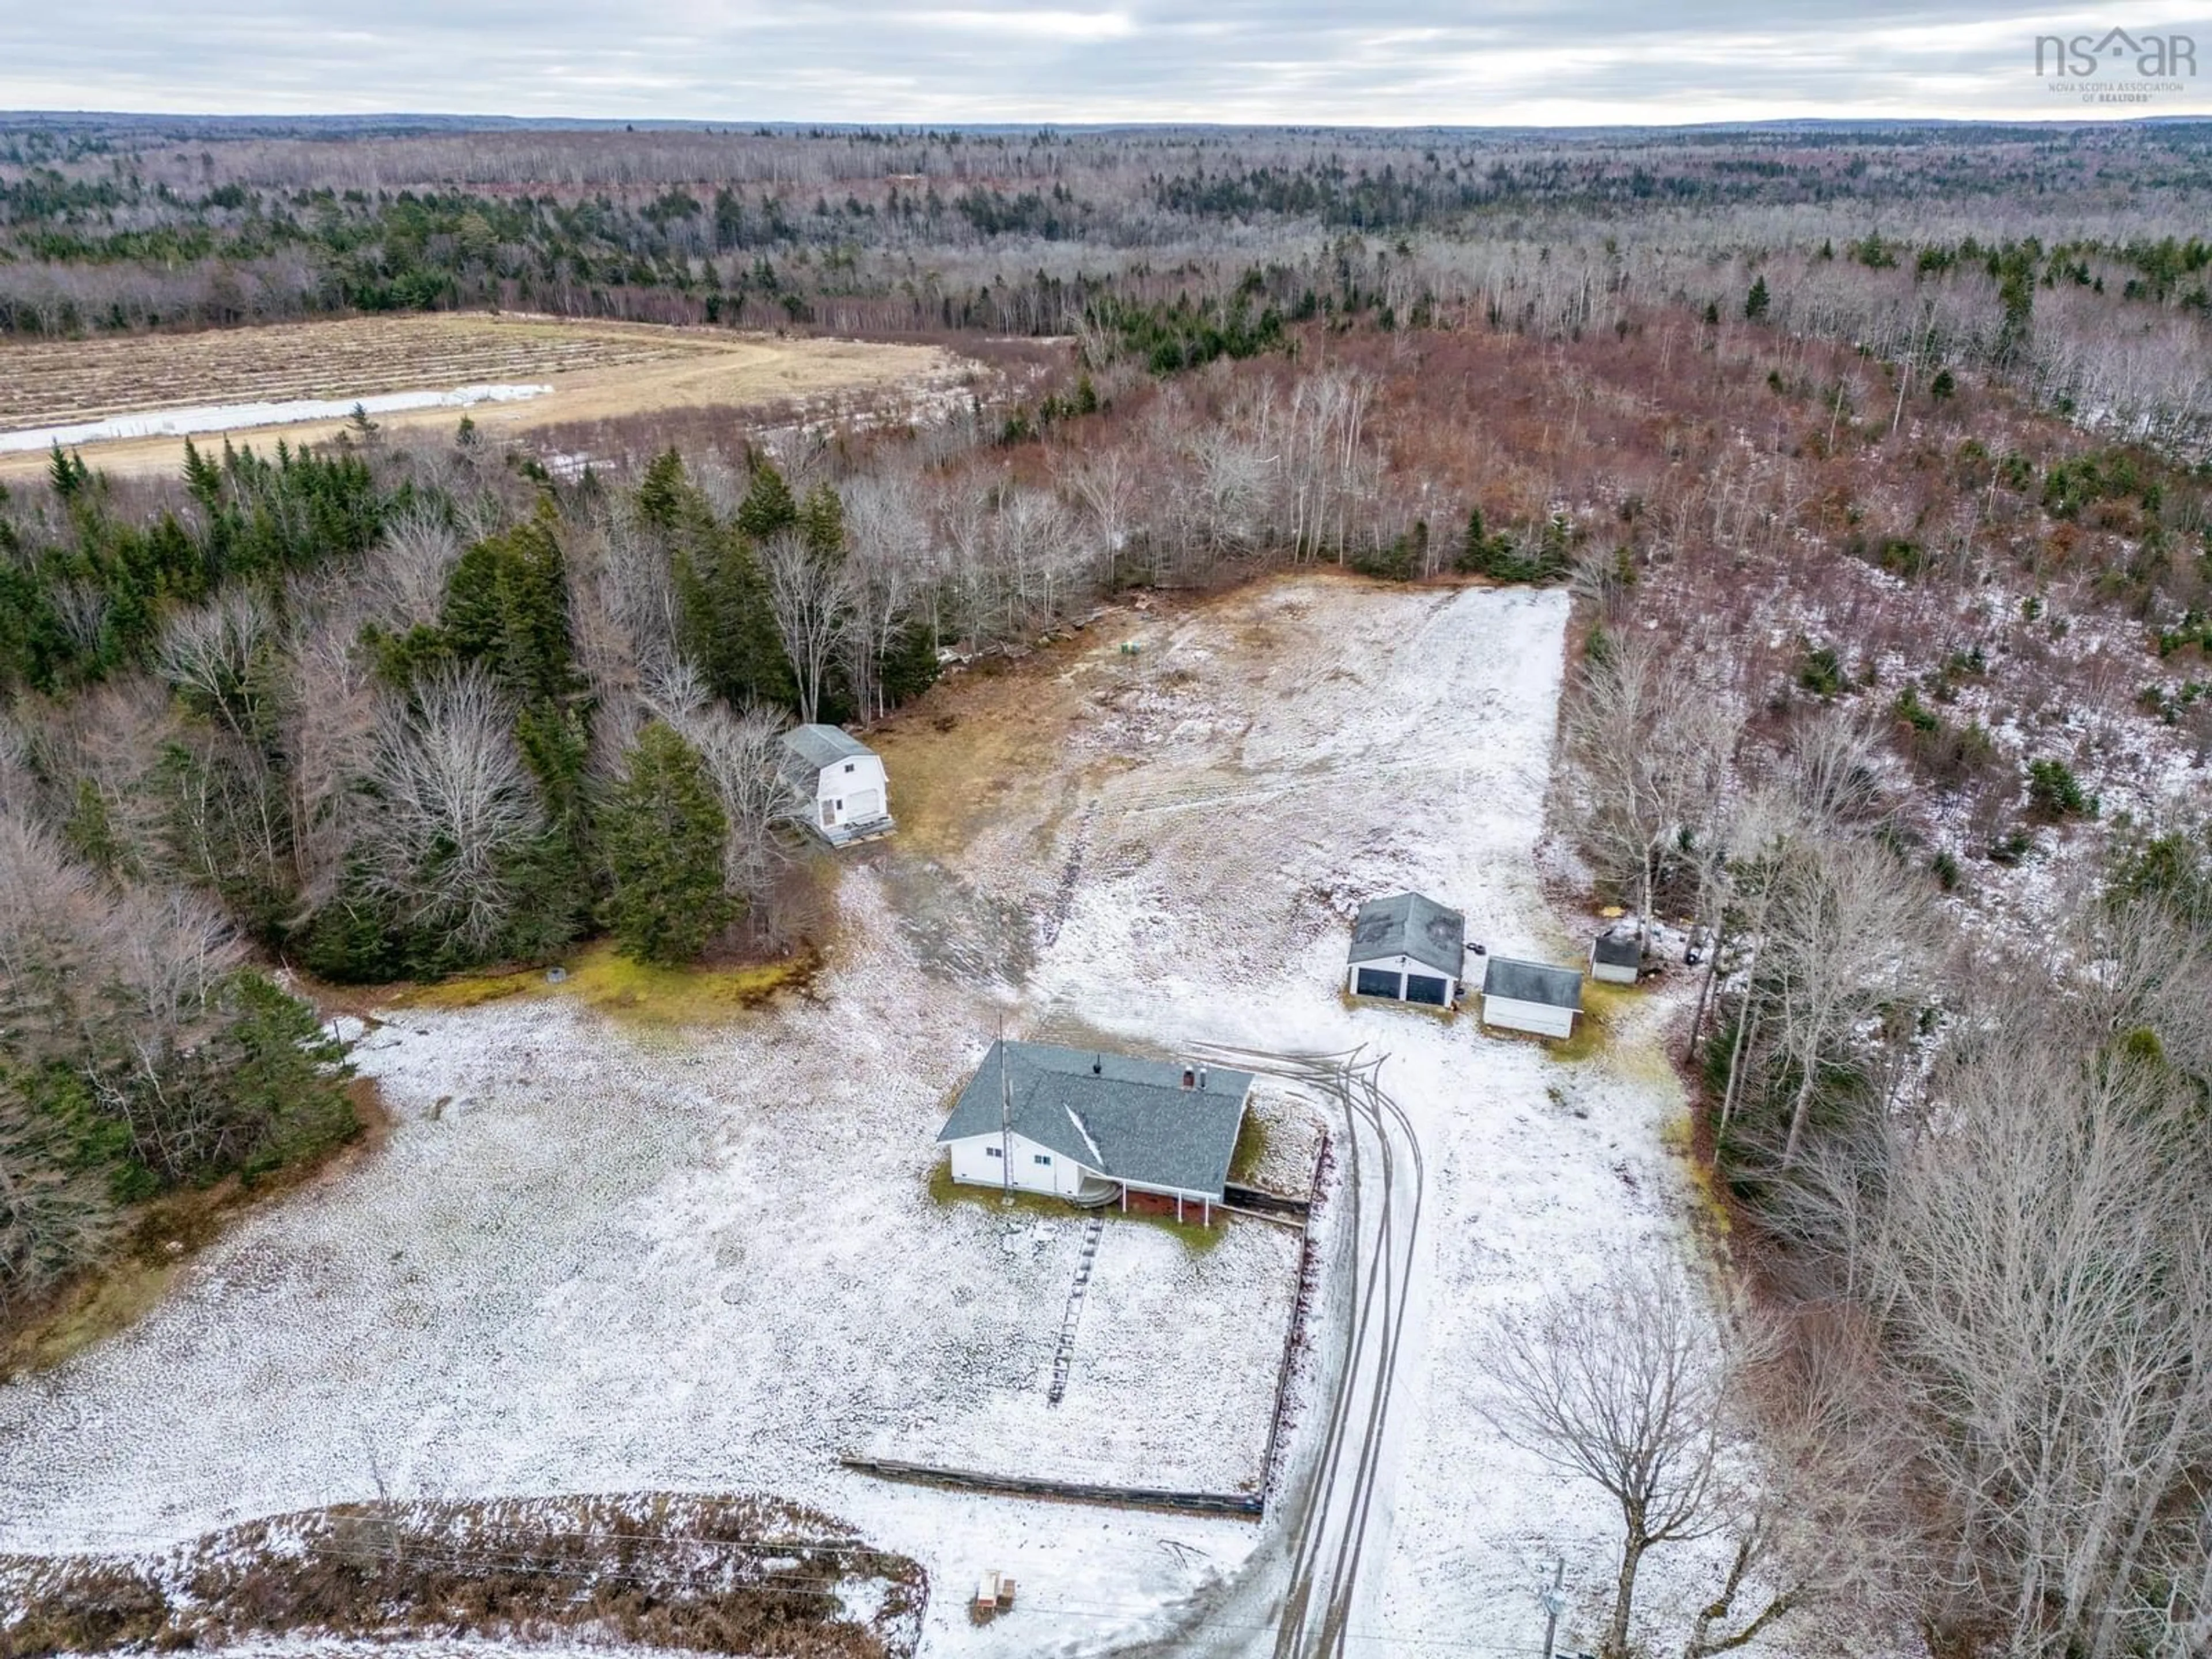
<box><xmin>1590</xmin><ymin>927</ymin><xmax>1643</xmax><ymax>986</ymax></box>
<box><xmin>778</xmin><ymin>724</ymin><xmax>894</xmax><ymax>846</ymax></box>
<box><xmin>1479</xmin><ymin>956</ymin><xmax>1585</xmax><ymax>1040</ymax></box>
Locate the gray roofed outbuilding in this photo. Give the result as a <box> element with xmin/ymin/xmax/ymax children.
<box><xmin>1592</xmin><ymin>930</ymin><xmax>1643</xmax><ymax>969</ymax></box>
<box><xmin>781</xmin><ymin>723</ymin><xmax>873</xmax><ymax>775</ymax></box>
<box><xmin>1481</xmin><ymin>956</ymin><xmax>1585</xmax><ymax>1010</ymax></box>
<box><xmin>1347</xmin><ymin>892</ymin><xmax>1467</xmax><ymax>980</ymax></box>
<box><xmin>936</xmin><ymin>1040</ymin><xmax>1253</xmax><ymax>1199</ymax></box>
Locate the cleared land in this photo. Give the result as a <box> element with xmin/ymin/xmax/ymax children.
<box><xmin>869</xmin><ymin>1209</ymin><xmax>1301</xmax><ymax>1494</ymax></box>
<box><xmin>0</xmin><ymin>576</ymin><xmax>1721</xmax><ymax>1658</ymax></box>
<box><xmin>0</xmin><ymin>313</ymin><xmax>966</xmax><ymax>478</ymax></box>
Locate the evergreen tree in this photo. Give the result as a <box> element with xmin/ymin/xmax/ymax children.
<box><xmin>734</xmin><ymin>457</ymin><xmax>797</xmax><ymax>540</ymax></box>
<box><xmin>600</xmin><ymin>722</ymin><xmax>734</xmax><ymax>966</ymax></box>
<box><xmin>47</xmin><ymin>444</ymin><xmax>89</xmax><ymax>501</ymax></box>
<box><xmin>432</xmin><ymin>514</ymin><xmax>596</xmax><ymax>958</ymax></box>
<box><xmin>879</xmin><ymin>615</ymin><xmax>942</xmax><ymax>708</ymax></box>
<box><xmin>1744</xmin><ymin>275</ymin><xmax>1771</xmax><ymax>321</ymax></box>
<box><xmin>673</xmin><ymin>525</ymin><xmax>797</xmax><ymax>712</ymax></box>
<box><xmin>181</xmin><ymin>438</ymin><xmax>223</xmax><ymax>512</ymax></box>
<box><xmin>637</xmin><ymin>448</ymin><xmax>689</xmax><ymax>533</ymax></box>
<box><xmin>175</xmin><ymin>972</ymin><xmax>358</xmax><ymax>1183</ymax></box>
<box><xmin>798</xmin><ymin>480</ymin><xmax>846</xmax><ymax>562</ymax></box>
<box><xmin>442</xmin><ymin>516</ymin><xmax>581</xmax><ymax>704</ymax></box>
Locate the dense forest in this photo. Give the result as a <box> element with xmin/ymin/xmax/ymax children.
<box><xmin>5</xmin><ymin>116</ymin><xmax>2212</xmax><ymax>441</ymax></box>
<box><xmin>4</xmin><ymin>115</ymin><xmax>2212</xmax><ymax>1654</ymax></box>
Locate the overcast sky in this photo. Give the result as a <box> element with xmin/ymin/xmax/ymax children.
<box><xmin>3</xmin><ymin>1</ymin><xmax>2209</xmax><ymax>124</ymax></box>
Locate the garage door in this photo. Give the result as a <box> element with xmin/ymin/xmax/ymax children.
<box><xmin>845</xmin><ymin>787</ymin><xmax>881</xmax><ymax>819</ymax></box>
<box><xmin>1404</xmin><ymin>974</ymin><xmax>1448</xmax><ymax>1007</ymax></box>
<box><xmin>1354</xmin><ymin>967</ymin><xmax>1402</xmax><ymax>999</ymax></box>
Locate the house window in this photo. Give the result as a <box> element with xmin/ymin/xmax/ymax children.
<box><xmin>984</xmin><ymin>1146</ymin><xmax>1002</xmax><ymax>1158</ymax></box>
<box><xmin>843</xmin><ymin>762</ymin><xmax>855</xmax><ymax>773</ymax></box>
<box><xmin>1033</xmin><ymin>1153</ymin><xmax>1052</xmax><ymax>1166</ymax></box>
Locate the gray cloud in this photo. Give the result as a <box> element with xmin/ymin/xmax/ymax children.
<box><xmin>2</xmin><ymin>1</ymin><xmax>2208</xmax><ymax>122</ymax></box>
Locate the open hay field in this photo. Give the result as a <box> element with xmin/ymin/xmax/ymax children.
<box><xmin>0</xmin><ymin>313</ymin><xmax>967</xmax><ymax>479</ymax></box>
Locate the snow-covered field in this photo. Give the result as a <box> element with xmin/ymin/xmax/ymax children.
<box><xmin>0</xmin><ymin>383</ymin><xmax>553</xmax><ymax>453</ymax></box>
<box><xmin>0</xmin><ymin>574</ymin><xmax>1725</xmax><ymax>1657</ymax></box>
<box><xmin>873</xmin><ymin>1215</ymin><xmax>1301</xmax><ymax>1493</ymax></box>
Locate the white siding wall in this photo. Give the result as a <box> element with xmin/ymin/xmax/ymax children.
<box><xmin>1481</xmin><ymin>994</ymin><xmax>1577</xmax><ymax>1039</ymax></box>
<box><xmin>816</xmin><ymin>755</ymin><xmax>889</xmax><ymax>828</ymax></box>
<box><xmin>1590</xmin><ymin>960</ymin><xmax>1639</xmax><ymax>986</ymax></box>
<box><xmin>1347</xmin><ymin>952</ymin><xmax>1460</xmax><ymax>1002</ymax></box>
<box><xmin>945</xmin><ymin>1130</ymin><xmax>1096</xmax><ymax>1197</ymax></box>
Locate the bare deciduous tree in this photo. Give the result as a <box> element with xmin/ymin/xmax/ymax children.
<box><xmin>1863</xmin><ymin>1021</ymin><xmax>2212</xmax><ymax>1659</ymax></box>
<box><xmin>157</xmin><ymin>587</ymin><xmax>278</xmax><ymax>743</ymax></box>
<box><xmin>279</xmin><ymin>591</ymin><xmax>379</xmax><ymax>911</ymax></box>
<box><xmin>1760</xmin><ymin>835</ymin><xmax>1938</xmax><ymax>1166</ymax></box>
<box><xmin>362</xmin><ymin>507</ymin><xmax>461</xmax><ymax>630</ymax></box>
<box><xmin>762</xmin><ymin>531</ymin><xmax>852</xmax><ymax>725</ymax></box>
<box><xmin>1563</xmin><ymin>632</ymin><xmax>1740</xmax><ymax>927</ymax></box>
<box><xmin>1482</xmin><ymin>1256</ymin><xmax>1747</xmax><ymax>1659</ymax></box>
<box><xmin>1783</xmin><ymin>707</ymin><xmax>1892</xmax><ymax>835</ymax></box>
<box><xmin>356</xmin><ymin>666</ymin><xmax>543</xmax><ymax>952</ymax></box>
<box><xmin>1059</xmin><ymin>445</ymin><xmax>1139</xmax><ymax>586</ymax></box>
<box><xmin>838</xmin><ymin>471</ymin><xmax>936</xmax><ymax>724</ymax></box>
<box><xmin>646</xmin><ymin>660</ymin><xmax>791</xmax><ymax>919</ymax></box>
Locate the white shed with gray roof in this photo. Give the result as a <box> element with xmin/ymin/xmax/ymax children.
<box><xmin>1590</xmin><ymin>926</ymin><xmax>1644</xmax><ymax>986</ymax></box>
<box><xmin>1345</xmin><ymin>892</ymin><xmax>1467</xmax><ymax>1007</ymax></box>
<box><xmin>779</xmin><ymin>724</ymin><xmax>893</xmax><ymax>846</ymax></box>
<box><xmin>1478</xmin><ymin>955</ymin><xmax>1585</xmax><ymax>1039</ymax></box>
<box><xmin>937</xmin><ymin>1040</ymin><xmax>1254</xmax><ymax>1222</ymax></box>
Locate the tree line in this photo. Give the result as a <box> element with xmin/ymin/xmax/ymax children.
<box><xmin>1548</xmin><ymin>589</ymin><xmax>2212</xmax><ymax>1658</ymax></box>
<box><xmin>0</xmin><ymin>434</ymin><xmax>956</xmax><ymax>1319</ymax></box>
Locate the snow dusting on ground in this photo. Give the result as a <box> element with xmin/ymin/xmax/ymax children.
<box><xmin>0</xmin><ymin>574</ymin><xmax>1729</xmax><ymax>1657</ymax></box>
<box><xmin>0</xmin><ymin>383</ymin><xmax>553</xmax><ymax>453</ymax></box>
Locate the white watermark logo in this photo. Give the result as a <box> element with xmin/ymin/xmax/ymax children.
<box><xmin>2035</xmin><ymin>26</ymin><xmax>2198</xmax><ymax>103</ymax></box>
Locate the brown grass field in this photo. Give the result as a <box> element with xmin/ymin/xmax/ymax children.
<box><xmin>0</xmin><ymin>313</ymin><xmax>968</xmax><ymax>479</ymax></box>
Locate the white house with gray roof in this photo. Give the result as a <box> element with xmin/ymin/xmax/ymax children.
<box><xmin>937</xmin><ymin>1040</ymin><xmax>1254</xmax><ymax>1223</ymax></box>
<box><xmin>1479</xmin><ymin>955</ymin><xmax>1585</xmax><ymax>1039</ymax></box>
<box><xmin>778</xmin><ymin>724</ymin><xmax>893</xmax><ymax>846</ymax></box>
<box><xmin>1345</xmin><ymin>891</ymin><xmax>1468</xmax><ymax>1007</ymax></box>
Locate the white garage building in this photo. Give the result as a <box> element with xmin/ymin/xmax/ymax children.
<box><xmin>778</xmin><ymin>724</ymin><xmax>895</xmax><ymax>846</ymax></box>
<box><xmin>1345</xmin><ymin>891</ymin><xmax>1468</xmax><ymax>1007</ymax></box>
<box><xmin>937</xmin><ymin>1040</ymin><xmax>1255</xmax><ymax>1223</ymax></box>
<box><xmin>1478</xmin><ymin>956</ymin><xmax>1586</xmax><ymax>1040</ymax></box>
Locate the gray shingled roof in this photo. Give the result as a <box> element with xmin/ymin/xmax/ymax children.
<box><xmin>937</xmin><ymin>1040</ymin><xmax>1254</xmax><ymax>1199</ymax></box>
<box><xmin>1482</xmin><ymin>956</ymin><xmax>1585</xmax><ymax>1010</ymax></box>
<box><xmin>1347</xmin><ymin>892</ymin><xmax>1467</xmax><ymax>980</ymax></box>
<box><xmin>782</xmin><ymin>724</ymin><xmax>874</xmax><ymax>771</ymax></box>
<box><xmin>1593</xmin><ymin>930</ymin><xmax>1643</xmax><ymax>968</ymax></box>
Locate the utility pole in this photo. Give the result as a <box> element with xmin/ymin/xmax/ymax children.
<box><xmin>1539</xmin><ymin>1559</ymin><xmax>1567</xmax><ymax>1659</ymax></box>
